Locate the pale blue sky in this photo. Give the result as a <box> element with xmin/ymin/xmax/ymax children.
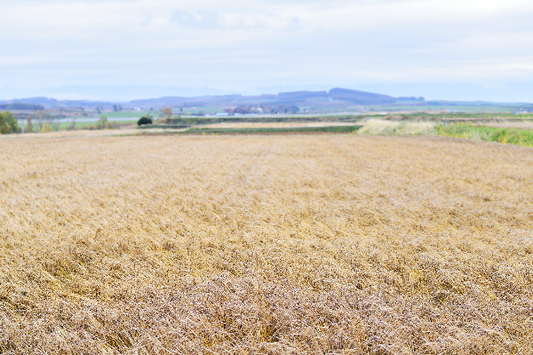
<box><xmin>1</xmin><ymin>0</ymin><xmax>533</xmax><ymax>101</ymax></box>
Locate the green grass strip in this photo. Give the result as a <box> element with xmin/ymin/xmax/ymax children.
<box><xmin>434</xmin><ymin>124</ymin><xmax>533</xmax><ymax>147</ymax></box>
<box><xmin>179</xmin><ymin>125</ymin><xmax>362</xmax><ymax>134</ymax></box>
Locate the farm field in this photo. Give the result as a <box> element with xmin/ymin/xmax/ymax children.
<box><xmin>98</xmin><ymin>112</ymin><xmax>154</xmax><ymax>119</ymax></box>
<box><xmin>1</xmin><ymin>135</ymin><xmax>533</xmax><ymax>354</ymax></box>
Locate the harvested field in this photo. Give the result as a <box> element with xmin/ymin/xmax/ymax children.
<box><xmin>1</xmin><ymin>135</ymin><xmax>533</xmax><ymax>354</ymax></box>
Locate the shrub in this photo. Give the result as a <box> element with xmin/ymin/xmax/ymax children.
<box><xmin>105</xmin><ymin>121</ymin><xmax>117</xmax><ymax>129</ymax></box>
<box><xmin>93</xmin><ymin>116</ymin><xmax>117</xmax><ymax>130</ymax></box>
<box><xmin>40</xmin><ymin>123</ymin><xmax>52</xmax><ymax>133</ymax></box>
<box><xmin>66</xmin><ymin>121</ymin><xmax>76</xmax><ymax>131</ymax></box>
<box><xmin>138</xmin><ymin>116</ymin><xmax>153</xmax><ymax>126</ymax></box>
<box><xmin>95</xmin><ymin>116</ymin><xmax>107</xmax><ymax>130</ymax></box>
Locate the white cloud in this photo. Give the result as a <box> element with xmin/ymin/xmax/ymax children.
<box><xmin>0</xmin><ymin>0</ymin><xmax>532</xmax><ymax>100</ymax></box>
<box><xmin>170</xmin><ymin>10</ymin><xmax>223</xmax><ymax>28</ymax></box>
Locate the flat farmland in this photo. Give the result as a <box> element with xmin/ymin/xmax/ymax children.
<box><xmin>1</xmin><ymin>135</ymin><xmax>532</xmax><ymax>354</ymax></box>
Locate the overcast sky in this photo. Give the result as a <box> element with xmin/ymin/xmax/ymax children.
<box><xmin>1</xmin><ymin>0</ymin><xmax>533</xmax><ymax>101</ymax></box>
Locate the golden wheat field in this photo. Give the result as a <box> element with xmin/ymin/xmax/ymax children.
<box><xmin>1</xmin><ymin>134</ymin><xmax>533</xmax><ymax>354</ymax></box>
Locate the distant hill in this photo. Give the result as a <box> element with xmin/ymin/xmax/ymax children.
<box><xmin>127</xmin><ymin>94</ymin><xmax>244</xmax><ymax>109</ymax></box>
<box><xmin>278</xmin><ymin>91</ymin><xmax>330</xmax><ymax>102</ymax></box>
<box><xmin>0</xmin><ymin>103</ymin><xmax>44</xmax><ymax>110</ymax></box>
<box><xmin>0</xmin><ymin>88</ymin><xmax>419</xmax><ymax>110</ymax></box>
<box><xmin>0</xmin><ymin>97</ymin><xmax>108</xmax><ymax>109</ymax></box>
<box><xmin>125</xmin><ymin>88</ymin><xmax>399</xmax><ymax>108</ymax></box>
<box><xmin>329</xmin><ymin>88</ymin><xmax>396</xmax><ymax>105</ymax></box>
<box><xmin>12</xmin><ymin>97</ymin><xmax>58</xmax><ymax>109</ymax></box>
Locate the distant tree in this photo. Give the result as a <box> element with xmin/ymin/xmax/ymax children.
<box><xmin>234</xmin><ymin>106</ymin><xmax>251</xmax><ymax>114</ymax></box>
<box><xmin>0</xmin><ymin>111</ymin><xmax>18</xmax><ymax>134</ymax></box>
<box><xmin>137</xmin><ymin>116</ymin><xmax>153</xmax><ymax>126</ymax></box>
<box><xmin>180</xmin><ymin>108</ymin><xmax>183</xmax><ymax>112</ymax></box>
<box><xmin>162</xmin><ymin>107</ymin><xmax>172</xmax><ymax>119</ymax></box>
<box><xmin>26</xmin><ymin>115</ymin><xmax>33</xmax><ymax>133</ymax></box>
<box><xmin>113</xmin><ymin>105</ymin><xmax>118</xmax><ymax>111</ymax></box>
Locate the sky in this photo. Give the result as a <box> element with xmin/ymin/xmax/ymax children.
<box><xmin>1</xmin><ymin>0</ymin><xmax>533</xmax><ymax>102</ymax></box>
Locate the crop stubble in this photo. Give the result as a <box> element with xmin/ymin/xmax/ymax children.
<box><xmin>0</xmin><ymin>135</ymin><xmax>532</xmax><ymax>354</ymax></box>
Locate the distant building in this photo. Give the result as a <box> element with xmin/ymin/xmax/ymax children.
<box><xmin>215</xmin><ymin>112</ymin><xmax>229</xmax><ymax>117</ymax></box>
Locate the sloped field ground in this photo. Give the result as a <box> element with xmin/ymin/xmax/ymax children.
<box><xmin>0</xmin><ymin>135</ymin><xmax>532</xmax><ymax>354</ymax></box>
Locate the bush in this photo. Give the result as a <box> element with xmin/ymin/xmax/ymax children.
<box><xmin>93</xmin><ymin>116</ymin><xmax>117</xmax><ymax>130</ymax></box>
<box><xmin>138</xmin><ymin>116</ymin><xmax>153</xmax><ymax>126</ymax></box>
<box><xmin>40</xmin><ymin>123</ymin><xmax>52</xmax><ymax>133</ymax></box>
<box><xmin>95</xmin><ymin>116</ymin><xmax>107</xmax><ymax>130</ymax></box>
<box><xmin>106</xmin><ymin>121</ymin><xmax>117</xmax><ymax>129</ymax></box>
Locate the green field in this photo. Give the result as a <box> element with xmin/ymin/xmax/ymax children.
<box><xmin>59</xmin><ymin>120</ymin><xmax>137</xmax><ymax>130</ymax></box>
<box><xmin>20</xmin><ymin>120</ymin><xmax>137</xmax><ymax>132</ymax></box>
<box><xmin>371</xmin><ymin>112</ymin><xmax>533</xmax><ymax>121</ymax></box>
<box><xmin>170</xmin><ymin>125</ymin><xmax>362</xmax><ymax>134</ymax></box>
<box><xmin>434</xmin><ymin>124</ymin><xmax>533</xmax><ymax>147</ymax></box>
<box><xmin>369</xmin><ymin>101</ymin><xmax>533</xmax><ymax>113</ymax></box>
<box><xmin>92</xmin><ymin>111</ymin><xmax>153</xmax><ymax>119</ymax></box>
